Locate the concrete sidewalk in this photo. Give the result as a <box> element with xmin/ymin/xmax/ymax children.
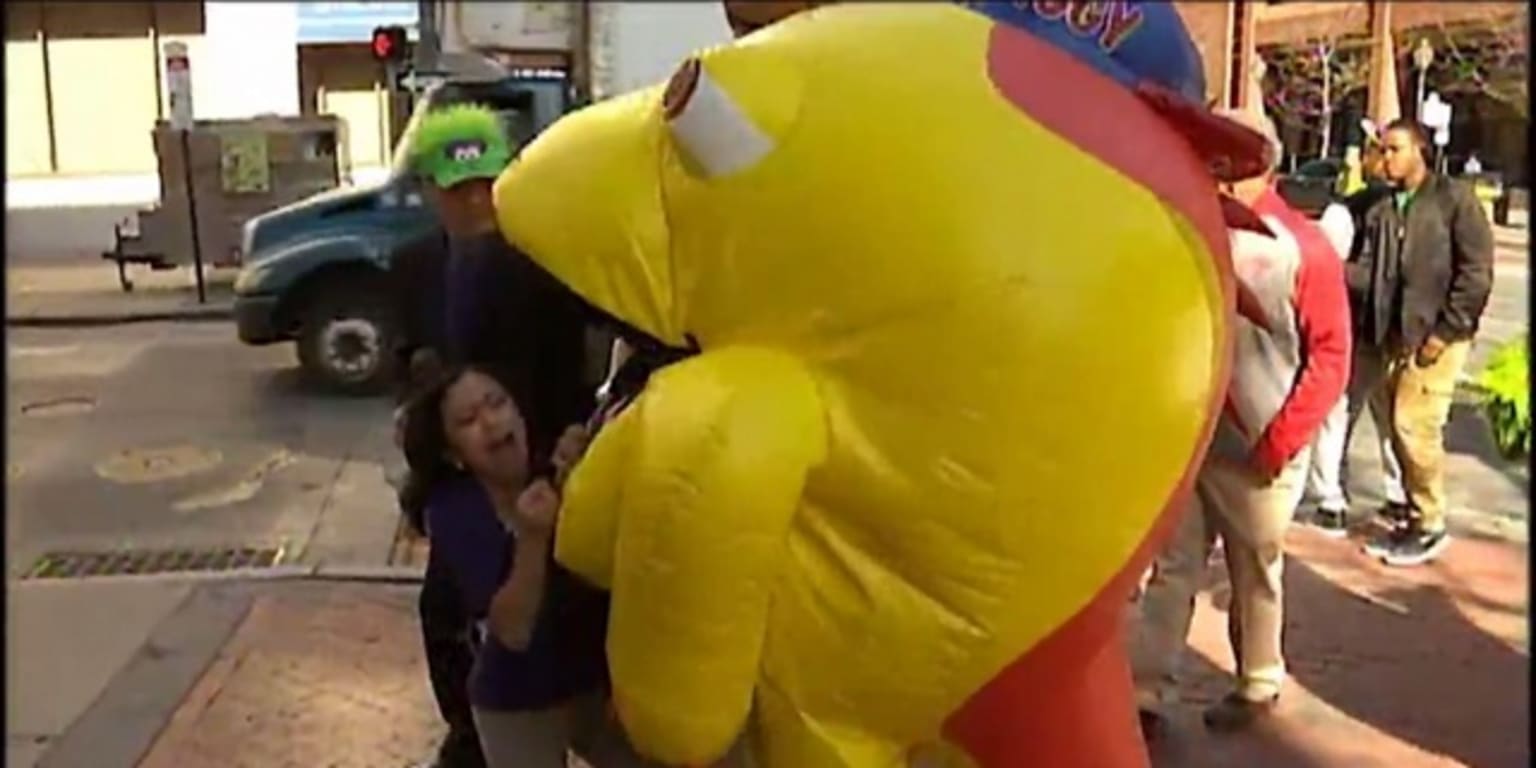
<box><xmin>5</xmin><ymin>262</ymin><xmax>235</xmax><ymax>327</ymax></box>
<box><xmin>1493</xmin><ymin>224</ymin><xmax>1528</xmax><ymax>253</ymax></box>
<box><xmin>7</xmin><ymin>578</ymin><xmax>204</xmax><ymax>768</ymax></box>
<box><xmin>15</xmin><ymin>578</ymin><xmax>443</xmax><ymax>768</ymax></box>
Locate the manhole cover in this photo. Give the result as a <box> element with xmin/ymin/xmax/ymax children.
<box><xmin>173</xmin><ymin>449</ymin><xmax>295</xmax><ymax>512</ymax></box>
<box><xmin>21</xmin><ymin>396</ymin><xmax>96</xmax><ymax>418</ymax></box>
<box><xmin>95</xmin><ymin>445</ymin><xmax>223</xmax><ymax>484</ymax></box>
<box><xmin>22</xmin><ymin>546</ymin><xmax>285</xmax><ymax>580</ymax></box>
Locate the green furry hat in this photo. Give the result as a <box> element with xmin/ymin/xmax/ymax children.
<box><xmin>411</xmin><ymin>103</ymin><xmax>513</xmax><ymax>189</ymax></box>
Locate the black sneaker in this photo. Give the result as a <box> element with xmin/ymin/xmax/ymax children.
<box><xmin>1202</xmin><ymin>692</ymin><xmax>1278</xmax><ymax>733</ymax></box>
<box><xmin>1376</xmin><ymin>500</ymin><xmax>1411</xmax><ymax>524</ymax></box>
<box><xmin>1362</xmin><ymin>523</ymin><xmax>1409</xmax><ymax>558</ymax></box>
<box><xmin>1308</xmin><ymin>507</ymin><xmax>1349</xmax><ymax>538</ymax></box>
<box><xmin>1361</xmin><ymin>505</ymin><xmax>1416</xmax><ymax>557</ymax></box>
<box><xmin>1380</xmin><ymin>526</ymin><xmax>1450</xmax><ymax>567</ymax></box>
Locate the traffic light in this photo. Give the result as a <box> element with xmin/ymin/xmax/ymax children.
<box><xmin>370</xmin><ymin>25</ymin><xmax>408</xmax><ymax>64</ymax></box>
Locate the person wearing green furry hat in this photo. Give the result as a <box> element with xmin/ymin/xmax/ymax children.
<box><xmin>404</xmin><ymin>101</ymin><xmax>593</xmax><ymax>447</ymax></box>
<box><xmin>397</xmin><ymin>103</ymin><xmax>604</xmax><ymax>768</ymax></box>
<box><xmin>413</xmin><ymin>105</ymin><xmax>515</xmax><ymax>240</ymax></box>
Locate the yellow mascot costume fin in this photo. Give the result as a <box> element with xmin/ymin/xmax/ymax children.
<box><xmin>494</xmin><ymin>2</ymin><xmax>1272</xmax><ymax>766</ymax></box>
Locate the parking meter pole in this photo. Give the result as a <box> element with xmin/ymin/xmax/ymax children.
<box><xmin>164</xmin><ymin>41</ymin><xmax>205</xmax><ymax>305</ymax></box>
<box><xmin>182</xmin><ymin>128</ymin><xmax>207</xmax><ymax>305</ymax></box>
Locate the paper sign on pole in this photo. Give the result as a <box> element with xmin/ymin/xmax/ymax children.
<box><xmin>1420</xmin><ymin>92</ymin><xmax>1452</xmax><ymax>130</ymax></box>
<box><xmin>163</xmin><ymin>41</ymin><xmax>194</xmax><ymax>131</ymax></box>
<box><xmin>220</xmin><ymin>132</ymin><xmax>271</xmax><ymax>194</ymax></box>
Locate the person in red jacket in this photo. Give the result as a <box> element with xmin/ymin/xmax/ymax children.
<box><xmin>1131</xmin><ymin>108</ymin><xmax>1352</xmax><ymax>737</ymax></box>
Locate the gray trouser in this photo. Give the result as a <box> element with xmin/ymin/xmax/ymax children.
<box><xmin>474</xmin><ymin>696</ymin><xmax>756</xmax><ymax>768</ymax></box>
<box><xmin>1344</xmin><ymin>343</ymin><xmax>1408</xmax><ymax>507</ymax></box>
<box><xmin>1304</xmin><ymin>392</ymin><xmax>1350</xmax><ymax>512</ymax></box>
<box><xmin>474</xmin><ymin>694</ymin><xmax>655</xmax><ymax>768</ymax></box>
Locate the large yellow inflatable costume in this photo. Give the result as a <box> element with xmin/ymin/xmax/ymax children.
<box><xmin>494</xmin><ymin>3</ymin><xmax>1269</xmax><ymax>766</ymax></box>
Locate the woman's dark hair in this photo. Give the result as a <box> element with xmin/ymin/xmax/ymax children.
<box><xmin>398</xmin><ymin>362</ymin><xmax>540</xmax><ymax>535</ymax></box>
<box><xmin>399</xmin><ymin>364</ymin><xmax>468</xmax><ymax>535</ymax></box>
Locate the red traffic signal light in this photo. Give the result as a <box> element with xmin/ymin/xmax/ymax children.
<box><xmin>371</xmin><ymin>25</ymin><xmax>408</xmax><ymax>63</ymax></box>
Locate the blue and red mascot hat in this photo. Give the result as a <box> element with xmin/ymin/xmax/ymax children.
<box><xmin>965</xmin><ymin>0</ymin><xmax>1271</xmax><ymax>182</ymax></box>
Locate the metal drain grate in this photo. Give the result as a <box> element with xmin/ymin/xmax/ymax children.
<box><xmin>23</xmin><ymin>546</ymin><xmax>284</xmax><ymax>580</ymax></box>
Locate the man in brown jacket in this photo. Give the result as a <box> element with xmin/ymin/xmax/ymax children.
<box><xmin>1346</xmin><ymin>118</ymin><xmax>1494</xmax><ymax>567</ymax></box>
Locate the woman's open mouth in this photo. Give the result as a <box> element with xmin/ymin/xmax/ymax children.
<box><xmin>490</xmin><ymin>431</ymin><xmax>520</xmax><ymax>455</ymax></box>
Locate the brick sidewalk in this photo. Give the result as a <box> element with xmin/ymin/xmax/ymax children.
<box><xmin>136</xmin><ymin>582</ymin><xmax>443</xmax><ymax>768</ymax></box>
<box><xmin>1152</xmin><ymin>526</ymin><xmax>1529</xmax><ymax>768</ymax></box>
<box><xmin>132</xmin><ymin>531</ymin><xmax>1526</xmax><ymax>768</ymax></box>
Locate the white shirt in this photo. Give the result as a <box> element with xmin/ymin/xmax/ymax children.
<box><xmin>1316</xmin><ymin>203</ymin><xmax>1355</xmax><ymax>261</ymax></box>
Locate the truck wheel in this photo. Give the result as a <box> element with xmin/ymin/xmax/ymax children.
<box><xmin>296</xmin><ymin>285</ymin><xmax>394</xmax><ymax>397</ymax></box>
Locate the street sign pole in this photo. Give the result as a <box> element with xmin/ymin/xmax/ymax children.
<box><xmin>415</xmin><ymin>0</ymin><xmax>440</xmax><ymax>72</ymax></box>
<box><xmin>1420</xmin><ymin>92</ymin><xmax>1454</xmax><ymax>176</ymax></box>
<box><xmin>164</xmin><ymin>42</ymin><xmax>206</xmax><ymax>305</ymax></box>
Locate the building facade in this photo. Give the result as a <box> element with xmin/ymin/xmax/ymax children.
<box><xmin>4</xmin><ymin>1</ymin><xmax>417</xmax><ymax>208</ymax></box>
<box><xmin>1175</xmin><ymin>1</ymin><xmax>1527</xmax><ymax>182</ymax></box>
<box><xmin>5</xmin><ymin>1</ymin><xmax>1527</xmax><ymax>208</ymax></box>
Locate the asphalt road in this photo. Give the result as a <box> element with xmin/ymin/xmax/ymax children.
<box><xmin>2</xmin><ymin>246</ymin><xmax>1526</xmax><ymax>578</ymax></box>
<box><xmin>6</xmin><ymin>322</ymin><xmax>400</xmax><ymax>579</ymax></box>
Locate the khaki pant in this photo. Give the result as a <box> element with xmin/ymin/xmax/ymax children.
<box><xmin>1131</xmin><ymin>452</ymin><xmax>1308</xmax><ymax>708</ymax></box>
<box><xmin>1386</xmin><ymin>340</ymin><xmax>1471</xmax><ymax>532</ymax></box>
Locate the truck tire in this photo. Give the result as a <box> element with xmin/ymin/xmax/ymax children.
<box><xmin>295</xmin><ymin>282</ymin><xmax>395</xmax><ymax>397</ymax></box>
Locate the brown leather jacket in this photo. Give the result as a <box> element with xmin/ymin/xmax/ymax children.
<box><xmin>1346</xmin><ymin>174</ymin><xmax>1494</xmax><ymax>353</ymax></box>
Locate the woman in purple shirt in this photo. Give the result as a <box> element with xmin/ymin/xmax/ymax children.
<box><xmin>402</xmin><ymin>363</ymin><xmax>648</xmax><ymax>767</ymax></box>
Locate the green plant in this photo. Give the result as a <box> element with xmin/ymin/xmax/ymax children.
<box><xmin>1476</xmin><ymin>335</ymin><xmax>1530</xmax><ymax>458</ymax></box>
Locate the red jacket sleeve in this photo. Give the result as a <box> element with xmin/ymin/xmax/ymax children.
<box><xmin>1251</xmin><ymin>249</ymin><xmax>1353</xmax><ymax>476</ymax></box>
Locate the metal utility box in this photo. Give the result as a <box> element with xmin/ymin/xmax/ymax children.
<box><xmin>104</xmin><ymin>116</ymin><xmax>344</xmax><ymax>289</ymax></box>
